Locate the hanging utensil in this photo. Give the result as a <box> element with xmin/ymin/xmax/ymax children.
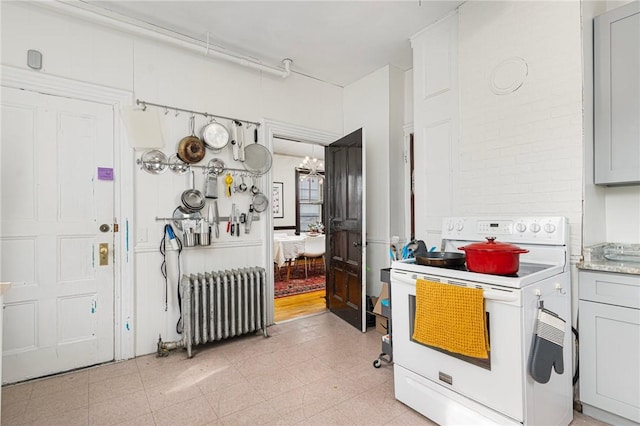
<box><xmin>199</xmin><ymin>215</ymin><xmax>210</xmax><ymax>246</ymax></box>
<box><xmin>236</xmin><ymin>121</ymin><xmax>245</xmax><ymax>162</ymax></box>
<box><xmin>207</xmin><ymin>204</ymin><xmax>213</xmax><ymax>232</ymax></box>
<box><xmin>213</xmin><ymin>200</ymin><xmax>220</xmax><ymax>238</ymax></box>
<box><xmin>238</xmin><ymin>175</ymin><xmax>248</xmax><ymax>192</ymax></box>
<box><xmin>224</xmin><ymin>173</ymin><xmax>233</xmax><ymax>197</ymax></box>
<box><xmin>204</xmin><ymin>171</ymin><xmax>218</xmax><ymax>199</ymax></box>
<box><xmin>230</xmin><ymin>122</ymin><xmax>239</xmax><ymax>161</ymax></box>
<box><xmin>168</xmin><ymin>153</ymin><xmax>189</xmax><ymax>175</ymax></box>
<box><xmin>177</xmin><ymin>116</ymin><xmax>206</xmax><ymax>164</ymax></box>
<box><xmin>172</xmin><ymin>206</ymin><xmax>202</xmax><ymax>232</ymax></box>
<box><xmin>245</xmin><ymin>204</ymin><xmax>254</xmax><ymax>233</ymax></box>
<box><xmin>252</xmin><ymin>192</ymin><xmax>269</xmax><ymax>213</ymax></box>
<box><xmin>208</xmin><ymin>158</ymin><xmax>225</xmax><ymax>175</ymax></box>
<box><xmin>204</xmin><ymin>159</ymin><xmax>224</xmax><ymax>199</ymax></box>
<box><xmin>181</xmin><ymin>170</ymin><xmax>205</xmax><ymax>212</ymax></box>
<box><xmin>140</xmin><ymin>150</ymin><xmax>168</xmax><ymax>174</ymax></box>
<box><xmin>229</xmin><ymin>204</ymin><xmax>236</xmax><ymax>235</ymax></box>
<box><xmin>201</xmin><ymin>117</ymin><xmax>229</xmax><ymax>152</ymax></box>
<box><xmin>243</xmin><ymin>143</ymin><xmax>272</xmax><ymax>175</ymax></box>
<box><xmin>250</xmin><ymin>176</ymin><xmax>260</xmax><ymax>195</ymax></box>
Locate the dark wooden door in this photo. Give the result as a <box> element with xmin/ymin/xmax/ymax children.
<box><xmin>325</xmin><ymin>128</ymin><xmax>365</xmax><ymax>331</ymax></box>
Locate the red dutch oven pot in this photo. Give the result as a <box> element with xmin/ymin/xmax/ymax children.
<box><xmin>458</xmin><ymin>237</ymin><xmax>529</xmax><ymax>275</ymax></box>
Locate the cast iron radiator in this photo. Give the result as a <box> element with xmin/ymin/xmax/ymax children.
<box><xmin>157</xmin><ymin>267</ymin><xmax>269</xmax><ymax>358</ymax></box>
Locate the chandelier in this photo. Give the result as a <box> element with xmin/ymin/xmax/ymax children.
<box><xmin>299</xmin><ymin>155</ymin><xmax>324</xmax><ymax>181</ymax></box>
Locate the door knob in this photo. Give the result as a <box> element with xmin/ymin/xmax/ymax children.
<box><xmin>99</xmin><ymin>243</ymin><xmax>109</xmax><ymax>266</ymax></box>
<box><xmin>99</xmin><ymin>224</ymin><xmax>110</xmax><ymax>232</ymax></box>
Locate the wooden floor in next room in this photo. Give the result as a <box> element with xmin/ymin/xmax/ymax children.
<box><xmin>274</xmin><ymin>289</ymin><xmax>326</xmax><ymax>323</ymax></box>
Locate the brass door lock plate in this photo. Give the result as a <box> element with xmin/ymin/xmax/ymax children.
<box><xmin>99</xmin><ymin>243</ymin><xmax>109</xmax><ymax>266</ymax></box>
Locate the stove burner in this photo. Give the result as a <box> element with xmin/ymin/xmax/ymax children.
<box><xmin>405</xmin><ymin>259</ymin><xmax>551</xmax><ymax>278</ymax></box>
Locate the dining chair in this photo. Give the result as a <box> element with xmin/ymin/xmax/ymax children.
<box><xmin>302</xmin><ymin>234</ymin><xmax>325</xmax><ymax>278</ymax></box>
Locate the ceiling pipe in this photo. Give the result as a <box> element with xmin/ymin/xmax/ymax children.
<box><xmin>36</xmin><ymin>1</ymin><xmax>293</xmax><ymax>78</ymax></box>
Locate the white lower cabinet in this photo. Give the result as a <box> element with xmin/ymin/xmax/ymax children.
<box><xmin>579</xmin><ymin>271</ymin><xmax>640</xmax><ymax>425</ymax></box>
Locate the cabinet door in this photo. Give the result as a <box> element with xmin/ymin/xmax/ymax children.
<box><xmin>594</xmin><ymin>2</ymin><xmax>640</xmax><ymax>185</ymax></box>
<box><xmin>579</xmin><ymin>300</ymin><xmax>640</xmax><ymax>422</ymax></box>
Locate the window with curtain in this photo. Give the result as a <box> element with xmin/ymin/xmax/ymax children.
<box><xmin>296</xmin><ymin>169</ymin><xmax>324</xmax><ymax>234</ymax></box>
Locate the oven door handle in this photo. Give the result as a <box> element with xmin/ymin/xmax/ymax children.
<box><xmin>391</xmin><ymin>271</ymin><xmax>518</xmax><ymax>303</ymax></box>
<box><xmin>482</xmin><ymin>290</ymin><xmax>518</xmax><ymax>302</ymax></box>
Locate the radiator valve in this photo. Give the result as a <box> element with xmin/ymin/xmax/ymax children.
<box><xmin>156</xmin><ymin>334</ymin><xmax>184</xmax><ymax>357</ymax></box>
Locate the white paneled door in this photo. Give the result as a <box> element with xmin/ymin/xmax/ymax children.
<box><xmin>411</xmin><ymin>13</ymin><xmax>458</xmax><ymax>249</ymax></box>
<box><xmin>1</xmin><ymin>86</ymin><xmax>115</xmax><ymax>383</ymax></box>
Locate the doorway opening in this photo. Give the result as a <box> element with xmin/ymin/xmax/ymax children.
<box><xmin>272</xmin><ymin>138</ymin><xmax>327</xmax><ymax>322</ymax></box>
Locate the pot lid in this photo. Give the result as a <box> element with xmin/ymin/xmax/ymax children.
<box><xmin>459</xmin><ymin>237</ymin><xmax>528</xmax><ymax>253</ymax></box>
<box><xmin>141</xmin><ymin>149</ymin><xmax>168</xmax><ymax>174</ymax></box>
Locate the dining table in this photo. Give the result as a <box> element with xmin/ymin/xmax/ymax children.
<box><xmin>273</xmin><ymin>235</ymin><xmax>306</xmax><ymax>280</ymax></box>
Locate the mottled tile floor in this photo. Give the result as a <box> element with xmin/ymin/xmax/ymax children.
<box><xmin>2</xmin><ymin>312</ymin><xmax>609</xmax><ymax>425</ymax></box>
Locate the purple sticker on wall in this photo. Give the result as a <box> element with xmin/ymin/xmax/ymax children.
<box><xmin>98</xmin><ymin>167</ymin><xmax>114</xmax><ymax>181</ymax></box>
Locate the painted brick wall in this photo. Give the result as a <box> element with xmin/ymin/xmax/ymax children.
<box><xmin>458</xmin><ymin>2</ymin><xmax>584</xmax><ymax>255</ymax></box>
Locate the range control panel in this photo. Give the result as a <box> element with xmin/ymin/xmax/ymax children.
<box><xmin>441</xmin><ymin>216</ymin><xmax>569</xmax><ymax>245</ymax></box>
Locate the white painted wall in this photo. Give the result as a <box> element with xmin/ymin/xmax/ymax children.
<box><xmin>405</xmin><ymin>1</ymin><xmax>640</xmax><ymax>251</ymax></box>
<box><xmin>404</xmin><ymin>70</ymin><xmax>414</xmax><ymax>127</ymax></box>
<box><xmin>605</xmin><ymin>187</ymin><xmax>640</xmax><ymax>243</ymax></box>
<box><xmin>389</xmin><ymin>67</ymin><xmax>406</xmax><ymax>242</ymax></box>
<box><xmin>457</xmin><ymin>2</ymin><xmax>584</xmax><ymax>325</ymax></box>
<box><xmin>343</xmin><ymin>65</ymin><xmax>405</xmax><ymax>297</ymax></box>
<box><xmin>272</xmin><ymin>154</ymin><xmax>304</xmax><ymax>230</ymax></box>
<box><xmin>1</xmin><ymin>2</ymin><xmax>343</xmax><ymax>356</ymax></box>
<box><xmin>458</xmin><ymin>1</ymin><xmax>584</xmax><ymax>257</ymax></box>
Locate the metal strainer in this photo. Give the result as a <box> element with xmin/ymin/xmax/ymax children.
<box><xmin>252</xmin><ymin>192</ymin><xmax>269</xmax><ymax>212</ymax></box>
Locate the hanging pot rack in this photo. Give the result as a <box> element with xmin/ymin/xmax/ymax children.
<box><xmin>135</xmin><ymin>158</ymin><xmax>266</xmax><ymax>177</ymax></box>
<box><xmin>135</xmin><ymin>99</ymin><xmax>268</xmax><ymax>176</ymax></box>
<box><xmin>136</xmin><ymin>99</ymin><xmax>260</xmax><ymax>129</ymax></box>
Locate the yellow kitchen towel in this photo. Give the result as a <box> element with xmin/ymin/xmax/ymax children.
<box><xmin>412</xmin><ymin>279</ymin><xmax>490</xmax><ymax>359</ymax></box>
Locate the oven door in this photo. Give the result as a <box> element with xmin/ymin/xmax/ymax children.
<box><xmin>391</xmin><ymin>269</ymin><xmax>525</xmax><ymax>422</ymax></box>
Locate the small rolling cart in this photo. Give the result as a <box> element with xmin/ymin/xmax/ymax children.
<box><xmin>373</xmin><ymin>268</ymin><xmax>392</xmax><ymax>368</ymax></box>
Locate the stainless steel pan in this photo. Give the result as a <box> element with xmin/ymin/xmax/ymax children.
<box><xmin>201</xmin><ymin>119</ymin><xmax>229</xmax><ymax>152</ymax></box>
<box><xmin>181</xmin><ymin>170</ymin><xmax>205</xmax><ymax>212</ymax></box>
<box><xmin>177</xmin><ymin>116</ymin><xmax>206</xmax><ymax>164</ymax></box>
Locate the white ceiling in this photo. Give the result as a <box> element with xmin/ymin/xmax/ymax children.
<box><xmin>87</xmin><ymin>0</ymin><xmax>462</xmax><ymax>87</ymax></box>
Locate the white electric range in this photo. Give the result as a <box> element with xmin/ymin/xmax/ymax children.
<box><xmin>391</xmin><ymin>216</ymin><xmax>573</xmax><ymax>425</ymax></box>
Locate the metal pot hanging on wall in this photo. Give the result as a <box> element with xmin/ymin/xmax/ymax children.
<box><xmin>177</xmin><ymin>115</ymin><xmax>205</xmax><ymax>164</ymax></box>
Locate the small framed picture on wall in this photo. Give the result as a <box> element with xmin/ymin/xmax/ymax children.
<box><xmin>273</xmin><ymin>182</ymin><xmax>284</xmax><ymax>218</ymax></box>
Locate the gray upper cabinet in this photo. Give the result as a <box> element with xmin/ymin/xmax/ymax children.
<box><xmin>594</xmin><ymin>2</ymin><xmax>640</xmax><ymax>185</ymax></box>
